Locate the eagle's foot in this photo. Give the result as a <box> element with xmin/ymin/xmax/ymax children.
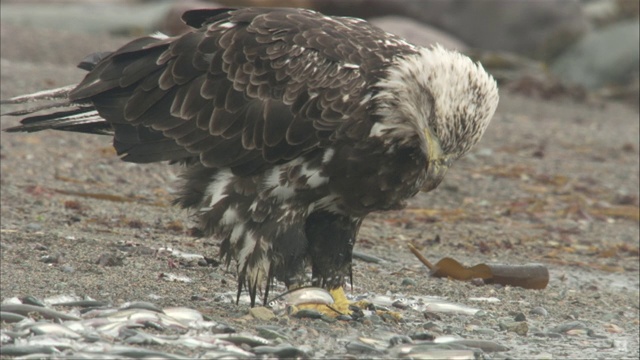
<box><xmin>291</xmin><ymin>287</ymin><xmax>402</xmax><ymax>321</ymax></box>
<box><xmin>291</xmin><ymin>286</ymin><xmax>351</xmax><ymax>318</ymax></box>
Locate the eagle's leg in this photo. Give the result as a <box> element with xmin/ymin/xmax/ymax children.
<box><xmin>288</xmin><ymin>212</ymin><xmax>362</xmax><ymax>317</ymax></box>
<box><xmin>290</xmin><ymin>211</ymin><xmax>402</xmax><ymax>320</ymax></box>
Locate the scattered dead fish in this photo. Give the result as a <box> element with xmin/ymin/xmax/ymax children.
<box><xmin>358</xmin><ymin>336</ymin><xmax>390</xmax><ymax>349</ymax></box>
<box><xmin>368</xmin><ymin>295</ymin><xmax>410</xmax><ymax>308</ymax></box>
<box><xmin>268</xmin><ymin>287</ymin><xmax>334</xmax><ymax>312</ymax></box>
<box><xmin>122</xmin><ymin>329</ymin><xmax>177</xmax><ymax>346</ymax></box>
<box><xmin>96</xmin><ymin>320</ymin><xmax>143</xmax><ymax>338</ymax></box>
<box><xmin>12</xmin><ymin>334</ymin><xmax>79</xmax><ymax>351</ymax></box>
<box><xmin>1</xmin><ymin>304</ymin><xmax>80</xmax><ymax>321</ymax></box>
<box><xmin>42</xmin><ymin>294</ymin><xmax>82</xmax><ymax>305</ymax></box>
<box><xmin>200</xmin><ymin>347</ymin><xmax>255</xmax><ymax>359</ymax></box>
<box><xmin>157</xmin><ymin>246</ymin><xmax>205</xmax><ymax>262</ymax></box>
<box><xmin>468</xmin><ymin>297</ymin><xmax>501</xmax><ymax>303</ymax></box>
<box><xmin>420</xmin><ymin>301</ymin><xmax>480</xmax><ymax>316</ymax></box>
<box><xmin>0</xmin><ymin>331</ymin><xmax>11</xmax><ymax>344</ymax></box>
<box><xmin>20</xmin><ymin>296</ymin><xmax>46</xmax><ymax>307</ymax></box>
<box><xmin>162</xmin><ymin>307</ymin><xmax>203</xmax><ymax>323</ymax></box>
<box><xmin>120</xmin><ymin>301</ymin><xmax>164</xmax><ymax>313</ymax></box>
<box><xmin>447</xmin><ymin>339</ymin><xmax>509</xmax><ymax>352</ymax></box>
<box><xmin>214</xmin><ymin>333</ymin><xmax>272</xmax><ymax>347</ymax></box>
<box><xmin>1</xmin><ymin>328</ymin><xmax>31</xmax><ymax>340</ymax></box>
<box><xmin>28</xmin><ymin>322</ymin><xmax>83</xmax><ymax>339</ymax></box>
<box><xmin>187</xmin><ymin>320</ymin><xmax>236</xmax><ymax>333</ymax></box>
<box><xmin>253</xmin><ymin>344</ymin><xmax>309</xmax><ymax>358</ymax></box>
<box><xmin>102</xmin><ymin>345</ymin><xmax>187</xmax><ymax>359</ymax></box>
<box><xmin>104</xmin><ymin>309</ymin><xmax>189</xmax><ymax>331</ymax></box>
<box><xmin>0</xmin><ymin>311</ymin><xmax>27</xmax><ymax>323</ymax></box>
<box><xmin>158</xmin><ymin>272</ymin><xmax>192</xmax><ymax>283</ymax></box>
<box><xmin>394</xmin><ymin>347</ymin><xmax>476</xmax><ymax>360</ymax></box>
<box><xmin>352</xmin><ymin>250</ymin><xmax>385</xmax><ymax>263</ymax></box>
<box><xmin>52</xmin><ymin>300</ymin><xmax>110</xmax><ymax>308</ymax></box>
<box><xmin>0</xmin><ymin>344</ymin><xmax>60</xmax><ymax>357</ymax></box>
<box><xmin>81</xmin><ymin>307</ymin><xmax>118</xmax><ymax>318</ymax></box>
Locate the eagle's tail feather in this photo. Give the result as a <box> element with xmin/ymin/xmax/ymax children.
<box><xmin>2</xmin><ymin>84</ymin><xmax>112</xmax><ymax>135</ymax></box>
<box><xmin>4</xmin><ymin>108</ymin><xmax>111</xmax><ymax>135</ymax></box>
<box><xmin>0</xmin><ymin>84</ymin><xmax>77</xmax><ymax>105</ymax></box>
<box><xmin>1</xmin><ymin>50</ymin><xmax>114</xmax><ymax>135</ymax></box>
<box><xmin>2</xmin><ymin>100</ymin><xmax>87</xmax><ymax>117</ymax></box>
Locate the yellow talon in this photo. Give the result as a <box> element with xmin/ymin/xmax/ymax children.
<box><xmin>328</xmin><ymin>286</ymin><xmax>351</xmax><ymax>314</ymax></box>
<box><xmin>294</xmin><ymin>286</ymin><xmax>351</xmax><ymax>317</ymax></box>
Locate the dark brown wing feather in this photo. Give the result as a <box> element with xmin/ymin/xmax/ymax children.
<box><xmin>69</xmin><ymin>7</ymin><xmax>417</xmax><ymax>175</ymax></box>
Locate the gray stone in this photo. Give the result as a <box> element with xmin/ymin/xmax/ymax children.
<box><xmin>551</xmin><ymin>20</ymin><xmax>640</xmax><ymax>89</ymax></box>
<box><xmin>250</xmin><ymin>306</ymin><xmax>276</xmax><ymax>321</ymax></box>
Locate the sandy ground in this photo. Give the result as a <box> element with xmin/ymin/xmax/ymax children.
<box><xmin>1</xmin><ymin>13</ymin><xmax>639</xmax><ymax>360</ymax></box>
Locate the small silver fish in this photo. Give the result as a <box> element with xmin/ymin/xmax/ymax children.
<box><xmin>162</xmin><ymin>307</ymin><xmax>203</xmax><ymax>323</ymax></box>
<box><xmin>0</xmin><ymin>304</ymin><xmax>80</xmax><ymax>321</ymax></box>
<box><xmin>267</xmin><ymin>287</ymin><xmax>334</xmax><ymax>312</ymax></box>
<box><xmin>29</xmin><ymin>322</ymin><xmax>83</xmax><ymax>339</ymax></box>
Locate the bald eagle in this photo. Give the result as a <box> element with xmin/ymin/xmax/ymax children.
<box><xmin>3</xmin><ymin>8</ymin><xmax>499</xmax><ymax>308</ymax></box>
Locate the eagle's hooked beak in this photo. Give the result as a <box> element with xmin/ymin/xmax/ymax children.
<box><xmin>421</xmin><ymin>127</ymin><xmax>451</xmax><ymax>193</ymax></box>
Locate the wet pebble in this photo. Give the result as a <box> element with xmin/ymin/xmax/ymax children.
<box><xmin>603</xmin><ymin>323</ymin><xmax>624</xmax><ymax>334</ymax></box>
<box><xmin>336</xmin><ymin>314</ymin><xmax>353</xmax><ymax>321</ymax></box>
<box><xmin>345</xmin><ymin>340</ymin><xmax>384</xmax><ymax>354</ymax></box>
<box><xmin>532</xmin><ymin>352</ymin><xmax>554</xmax><ymax>359</ymax></box>
<box><xmin>499</xmin><ymin>319</ymin><xmax>529</xmax><ymax>336</ymax></box>
<box><xmin>514</xmin><ymin>312</ymin><xmax>527</xmax><ymax>322</ymax></box>
<box><xmin>256</xmin><ymin>326</ymin><xmax>288</xmax><ymax>340</ymax></box>
<box><xmin>549</xmin><ymin>321</ymin><xmax>587</xmax><ymax>334</ymax></box>
<box><xmin>250</xmin><ymin>306</ymin><xmax>276</xmax><ymax>321</ymax></box>
<box><xmin>389</xmin><ymin>335</ymin><xmax>412</xmax><ymax>346</ymax></box>
<box><xmin>401</xmin><ymin>278</ymin><xmax>416</xmax><ymax>286</ymax></box>
<box><xmin>25</xmin><ymin>223</ymin><xmax>43</xmax><ymax>231</ymax></box>
<box><xmin>363</xmin><ymin>313</ymin><xmax>383</xmax><ymax>324</ymax></box>
<box><xmin>60</xmin><ymin>265</ymin><xmax>75</xmax><ymax>273</ymax></box>
<box><xmin>40</xmin><ymin>253</ymin><xmax>63</xmax><ymax>264</ymax></box>
<box><xmin>291</xmin><ymin>309</ymin><xmax>323</xmax><ymax>319</ymax></box>
<box><xmin>452</xmin><ymin>339</ymin><xmax>509</xmax><ymax>352</ymax></box>
<box><xmin>96</xmin><ymin>252</ymin><xmax>124</xmax><ymax>266</ymax></box>
<box><xmin>472</xmin><ymin>327</ymin><xmax>496</xmax><ymax>336</ymax></box>
<box><xmin>352</xmin><ymin>250</ymin><xmax>385</xmax><ymax>263</ymax></box>
<box><xmin>530</xmin><ymin>306</ymin><xmax>549</xmax><ymax>317</ymax></box>
<box><xmin>533</xmin><ymin>331</ymin><xmax>563</xmax><ymax>338</ymax></box>
<box><xmin>423</xmin><ymin>311</ymin><xmax>443</xmax><ymax>321</ymax></box>
<box><xmin>409</xmin><ymin>332</ymin><xmax>436</xmax><ymax>341</ymax></box>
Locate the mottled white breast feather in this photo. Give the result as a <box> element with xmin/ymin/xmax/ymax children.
<box><xmin>205</xmin><ymin>169</ymin><xmax>234</xmax><ymax>208</ymax></box>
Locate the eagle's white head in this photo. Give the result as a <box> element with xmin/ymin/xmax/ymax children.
<box><xmin>371</xmin><ymin>44</ymin><xmax>499</xmax><ymax>191</ymax></box>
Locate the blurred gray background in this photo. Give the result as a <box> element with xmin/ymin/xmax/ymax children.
<box><xmin>1</xmin><ymin>0</ymin><xmax>638</xmax><ymax>108</ymax></box>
